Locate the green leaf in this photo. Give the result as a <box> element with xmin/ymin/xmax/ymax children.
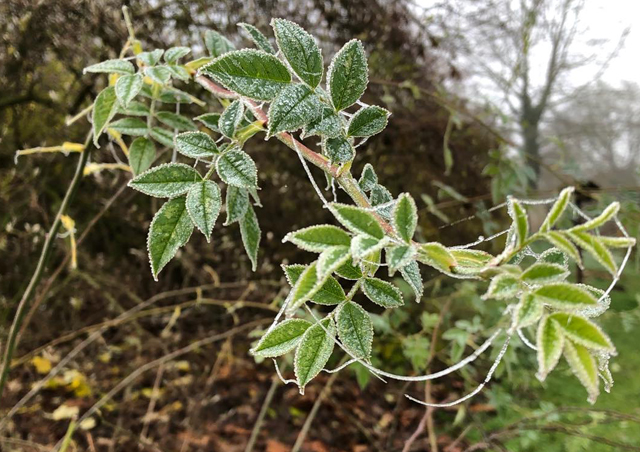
<box><xmin>509</xmin><ymin>199</ymin><xmax>529</xmax><ymax>247</ymax></box>
<box><xmin>358</xmin><ymin>163</ymin><xmax>378</xmax><ymax>192</ymax></box>
<box><xmin>513</xmin><ymin>293</ymin><xmax>543</xmax><ymax>329</ymax></box>
<box><xmin>164</xmin><ymin>46</ymin><xmax>191</xmax><ymax>64</ymax></box>
<box><xmin>370</xmin><ymin>184</ymin><xmax>393</xmax><ymax>219</ymax></box>
<box><xmin>569</xmin><ymin>202</ymin><xmax>620</xmax><ymax>233</ymax></box>
<box><xmin>145</xmin><ymin>66</ymin><xmax>172</xmax><ymax>84</ymax></box>
<box><xmin>286</xmin><ymin>262</ymin><xmax>322</xmax><ymax>313</ymax></box>
<box><xmin>347</xmin><ymin>106</ymin><xmax>390</xmax><ymax>137</ymax></box>
<box><xmin>271</xmin><ymin>18</ymin><xmax>323</xmax><ymax>88</ymax></box>
<box><xmin>240</xmin><ymin>205</ymin><xmax>261</xmax><ymax>271</ymax></box>
<box><xmin>118</xmin><ymin>100</ymin><xmax>151</xmax><ymax>117</ymax></box>
<box><xmin>267</xmin><ymin>84</ymin><xmax>322</xmax><ymax>138</ymax></box>
<box><xmin>483</xmin><ymin>273</ymin><xmax>520</xmax><ymax>300</ymax></box>
<box><xmin>400</xmin><ymin>260</ymin><xmax>423</xmax><ymax>301</ymax></box>
<box><xmin>149</xmin><ymin>127</ymin><xmax>175</xmax><ymax>148</ymax></box>
<box><xmin>295</xmin><ymin>318</ymin><xmax>335</xmax><ymax>392</ymax></box>
<box><xmin>598</xmin><ymin>236</ymin><xmax>636</xmax><ymax>248</ymax></box>
<box><xmin>239</xmin><ymin>23</ymin><xmax>276</xmax><ymax>54</ymax></box>
<box><xmin>194</xmin><ymin>113</ymin><xmax>221</xmax><ymax>132</ymax></box>
<box><xmin>545</xmin><ymin>231</ymin><xmax>583</xmax><ymax>267</ymax></box>
<box><xmin>224</xmin><ymin>186</ymin><xmax>249</xmax><ymax>225</ymax></box>
<box><xmin>115</xmin><ymin>74</ymin><xmax>143</xmax><ymax>108</ymax></box>
<box><xmin>251</xmin><ymin>319</ymin><xmax>312</xmax><ymax>358</ymax></box>
<box><xmin>108</xmin><ymin>118</ymin><xmax>148</xmax><ymax>136</ymax></box>
<box><xmin>335</xmin><ymin>259</ymin><xmax>363</xmax><ymax>280</ymax></box>
<box><xmin>205</xmin><ymin>30</ymin><xmax>235</xmax><ymax>57</ymax></box>
<box><xmin>323</xmin><ymin>136</ymin><xmax>355</xmax><ymax>163</ymax></box>
<box><xmin>129</xmin><ymin>163</ymin><xmax>201</xmax><ymax>198</ymax></box>
<box><xmin>536</xmin><ymin>315</ymin><xmax>564</xmax><ymax>381</ymax></box>
<box><xmin>219</xmin><ymin>99</ymin><xmax>245</xmax><ymax>138</ymax></box>
<box><xmin>302</xmin><ymin>107</ymin><xmax>343</xmax><ymax>139</ymax></box>
<box><xmin>337</xmin><ymin>301</ymin><xmax>373</xmax><ymax>359</ymax></box>
<box><xmin>563</xmin><ymin>340</ymin><xmax>599</xmax><ymax>404</ymax></box>
<box><xmin>284</xmin><ymin>224</ymin><xmax>351</xmax><ymax>252</ymax></box>
<box><xmin>327</xmin><ymin>39</ymin><xmax>368</xmax><ymax>111</ymax></box>
<box><xmin>532</xmin><ymin>283</ymin><xmax>597</xmax><ymax>310</ymax></box>
<box><xmin>416</xmin><ymin>243</ymin><xmax>456</xmax><ymax>274</ymax></box>
<box><xmin>283</xmin><ymin>264</ymin><xmax>346</xmax><ymax>305</ymax></box>
<box><xmin>360</xmin><ymin>247</ymin><xmax>382</xmax><ymax>277</ymax></box>
<box><xmin>165</xmin><ymin>66</ymin><xmax>190</xmax><ymax>81</ymax></box>
<box><xmin>567</xmin><ymin>230</ymin><xmax>617</xmax><ymax>275</ymax></box>
<box><xmin>138</xmin><ymin>49</ymin><xmax>164</xmax><ymax>66</ymax></box>
<box><xmin>393</xmin><ymin>193</ymin><xmax>417</xmax><ymax>243</ymax></box>
<box><xmin>92</xmin><ymin>86</ymin><xmax>118</xmax><ymax>146</ymax></box>
<box><xmin>156</xmin><ymin>111</ymin><xmax>197</xmax><ymax>131</ymax></box>
<box><xmin>351</xmin><ymin>235</ymin><xmax>388</xmax><ymax>259</ymax></box>
<box><xmin>387</xmin><ymin>245</ymin><xmax>416</xmax><ymax>275</ymax></box>
<box><xmin>317</xmin><ymin>246</ymin><xmax>351</xmax><ymax>278</ymax></box>
<box><xmin>200</xmin><ymin>49</ymin><xmax>291</xmax><ymax>101</ymax></box>
<box><xmin>186</xmin><ymin>180</ymin><xmax>221</xmax><ymax>242</ymax></box>
<box><xmin>362</xmin><ymin>278</ymin><xmax>404</xmax><ymax>308</ymax></box>
<box><xmin>540</xmin><ymin>186</ymin><xmax>574</xmax><ymax>232</ymax></box>
<box><xmin>175</xmin><ymin>132</ymin><xmax>218</xmax><ymax>159</ymax></box>
<box><xmin>84</xmin><ymin>59</ymin><xmax>135</xmax><ymax>75</ymax></box>
<box><xmin>147</xmin><ymin>196</ymin><xmax>194</xmax><ymax>280</ymax></box>
<box><xmin>450</xmin><ymin>249</ymin><xmax>493</xmax><ymax>274</ymax></box>
<box><xmin>521</xmin><ymin>263</ymin><xmax>569</xmax><ymax>285</ymax></box>
<box><xmin>128</xmin><ymin>137</ymin><xmax>156</xmax><ymax>176</ymax></box>
<box><xmin>538</xmin><ymin>248</ymin><xmax>568</xmax><ymax>266</ymax></box>
<box><xmin>216</xmin><ymin>149</ymin><xmax>258</xmax><ymax>188</ymax></box>
<box><xmin>331</xmin><ymin>203</ymin><xmax>384</xmax><ymax>239</ymax></box>
<box><xmin>550</xmin><ymin>313</ymin><xmax>615</xmax><ymax>352</ymax></box>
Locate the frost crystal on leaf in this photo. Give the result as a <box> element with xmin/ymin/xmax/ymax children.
<box><xmin>271</xmin><ymin>18</ymin><xmax>323</xmax><ymax>88</ymax></box>
<box><xmin>267</xmin><ymin>84</ymin><xmax>323</xmax><ymax>138</ymax></box>
<box><xmin>216</xmin><ymin>149</ymin><xmax>259</xmax><ymax>188</ymax></box>
<box><xmin>327</xmin><ymin>39</ymin><xmax>368</xmax><ymax>111</ymax></box>
<box><xmin>129</xmin><ymin>163</ymin><xmax>202</xmax><ymax>198</ymax></box>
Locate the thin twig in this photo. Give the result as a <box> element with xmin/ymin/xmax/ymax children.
<box><xmin>0</xmin><ymin>136</ymin><xmax>93</xmax><ymax>401</ymax></box>
<box><xmin>244</xmin><ymin>376</ymin><xmax>280</xmax><ymax>452</ymax></box>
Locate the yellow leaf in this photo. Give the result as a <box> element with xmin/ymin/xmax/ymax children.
<box><xmin>79</xmin><ymin>417</ymin><xmax>96</xmax><ymax>430</ymax></box>
<box><xmin>31</xmin><ymin>356</ymin><xmax>52</xmax><ymax>374</ymax></box>
<box><xmin>51</xmin><ymin>404</ymin><xmax>79</xmax><ymax>421</ymax></box>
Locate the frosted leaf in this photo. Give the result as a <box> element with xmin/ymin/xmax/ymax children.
<box><xmin>335</xmin><ymin>258</ymin><xmax>363</xmax><ymax>280</ymax></box>
<box><xmin>358</xmin><ymin>163</ymin><xmax>378</xmax><ymax>192</ymax></box>
<box><xmin>117</xmin><ymin>100</ymin><xmax>151</xmax><ymax>117</ymax></box>
<box><xmin>224</xmin><ymin>186</ymin><xmax>249</xmax><ymax>225</ymax></box>
<box><xmin>84</xmin><ymin>59</ymin><xmax>134</xmax><ymax>75</ymax></box>
<box><xmin>564</xmin><ymin>340</ymin><xmax>599</xmax><ymax>404</ymax></box>
<box><xmin>399</xmin><ymin>260</ymin><xmax>423</xmax><ymax>301</ymax></box>
<box><xmin>331</xmin><ymin>203</ymin><xmax>384</xmax><ymax>239</ymax></box>
<box><xmin>216</xmin><ymin>149</ymin><xmax>258</xmax><ymax>188</ymax></box>
<box><xmin>351</xmin><ymin>235</ymin><xmax>388</xmax><ymax>260</ymax></box>
<box><xmin>302</xmin><ymin>106</ymin><xmax>343</xmax><ymax>139</ymax></box>
<box><xmin>128</xmin><ymin>137</ymin><xmax>156</xmax><ymax>176</ymax></box>
<box><xmin>147</xmin><ymin>196</ymin><xmax>194</xmax><ymax>280</ymax></box>
<box><xmin>538</xmin><ymin>247</ymin><xmax>568</xmax><ymax>267</ymax></box>
<box><xmin>144</xmin><ymin>66</ymin><xmax>172</xmax><ymax>85</ymax></box>
<box><xmin>532</xmin><ymin>283</ymin><xmax>597</xmax><ymax>310</ymax></box>
<box><xmin>337</xmin><ymin>301</ymin><xmax>373</xmax><ymax>359</ymax></box>
<box><xmin>194</xmin><ymin>113</ymin><xmax>221</xmax><ymax>133</ymax></box>
<box><xmin>294</xmin><ymin>318</ymin><xmax>335</xmax><ymax>392</ymax></box>
<box><xmin>251</xmin><ymin>319</ymin><xmax>312</xmax><ymax>358</ymax></box>
<box><xmin>283</xmin><ymin>224</ymin><xmax>351</xmax><ymax>252</ymax></box>
<box><xmin>386</xmin><ymin>245</ymin><xmax>416</xmax><ymax>275</ymax></box>
<box><xmin>544</xmin><ymin>231</ymin><xmax>582</xmax><ymax>267</ymax></box>
<box><xmin>220</xmin><ymin>99</ymin><xmax>245</xmax><ymax>138</ymax></box>
<box><xmin>92</xmin><ymin>86</ymin><xmax>119</xmax><ymax>147</ymax></box>
<box><xmin>149</xmin><ymin>127</ymin><xmax>175</xmax><ymax>148</ymax></box>
<box><xmin>108</xmin><ymin>118</ymin><xmax>148</xmax><ymax>136</ymax></box>
<box><xmin>521</xmin><ymin>263</ymin><xmax>570</xmax><ymax>286</ymax></box>
<box><xmin>482</xmin><ymin>273</ymin><xmax>520</xmax><ymax>300</ymax></box>
<box><xmin>283</xmin><ymin>264</ymin><xmax>345</xmax><ymax>305</ymax></box>
<box><xmin>267</xmin><ymin>84</ymin><xmax>323</xmax><ymax>138</ymax></box>
<box><xmin>239</xmin><ymin>23</ymin><xmax>276</xmax><ymax>54</ymax></box>
<box><xmin>317</xmin><ymin>245</ymin><xmax>351</xmax><ymax>278</ymax></box>
<box><xmin>175</xmin><ymin>132</ymin><xmax>218</xmax><ymax>159</ymax></box>
<box><xmin>164</xmin><ymin>46</ymin><xmax>191</xmax><ymax>64</ymax></box>
<box><xmin>205</xmin><ymin>30</ymin><xmax>235</xmax><ymax>57</ymax></box>
<box><xmin>115</xmin><ymin>74</ymin><xmax>143</xmax><ymax>108</ymax></box>
<box><xmin>550</xmin><ymin>313</ymin><xmax>615</xmax><ymax>352</ymax></box>
<box><xmin>540</xmin><ymin>186</ymin><xmax>574</xmax><ymax>232</ymax></box>
<box><xmin>536</xmin><ymin>315</ymin><xmax>564</xmax><ymax>381</ymax></box>
<box><xmin>129</xmin><ymin>163</ymin><xmax>202</xmax><ymax>198</ymax></box>
<box><xmin>512</xmin><ymin>293</ymin><xmax>543</xmax><ymax>329</ymax></box>
<box><xmin>362</xmin><ymin>277</ymin><xmax>404</xmax><ymax>308</ymax></box>
<box><xmin>327</xmin><ymin>39</ymin><xmax>368</xmax><ymax>111</ymax></box>
<box><xmin>347</xmin><ymin>105</ymin><xmax>390</xmax><ymax>137</ymax></box>
<box><xmin>186</xmin><ymin>180</ymin><xmax>221</xmax><ymax>242</ymax></box>
<box><xmin>416</xmin><ymin>243</ymin><xmax>457</xmax><ymax>274</ymax></box>
<box><xmin>322</xmin><ymin>136</ymin><xmax>354</xmax><ymax>164</ymax></box>
<box><xmin>370</xmin><ymin>184</ymin><xmax>393</xmax><ymax>219</ymax></box>
<box><xmin>138</xmin><ymin>49</ymin><xmax>164</xmax><ymax>66</ymax></box>
<box><xmin>566</xmin><ymin>231</ymin><xmax>617</xmax><ymax>275</ymax></box>
<box><xmin>164</xmin><ymin>65</ymin><xmax>190</xmax><ymax>81</ymax></box>
<box><xmin>156</xmin><ymin>112</ymin><xmax>197</xmax><ymax>131</ymax></box>
<box><xmin>575</xmin><ymin>284</ymin><xmax>611</xmax><ymax>318</ymax></box>
<box><xmin>271</xmin><ymin>18</ymin><xmax>323</xmax><ymax>88</ymax></box>
<box><xmin>507</xmin><ymin>198</ymin><xmax>529</xmax><ymax>247</ymax></box>
<box><xmin>569</xmin><ymin>202</ymin><xmax>620</xmax><ymax>233</ymax></box>
<box><xmin>240</xmin><ymin>204</ymin><xmax>261</xmax><ymax>271</ymax></box>
<box><xmin>200</xmin><ymin>49</ymin><xmax>291</xmax><ymax>101</ymax></box>
<box><xmin>393</xmin><ymin>193</ymin><xmax>417</xmax><ymax>243</ymax></box>
<box><xmin>596</xmin><ymin>351</ymin><xmax>614</xmax><ymax>392</ymax></box>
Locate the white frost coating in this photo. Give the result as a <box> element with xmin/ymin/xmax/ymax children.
<box><xmin>518</xmin><ymin>329</ymin><xmax>537</xmax><ymax>350</ymax></box>
<box><xmin>405</xmin><ymin>335</ymin><xmax>511</xmax><ymax>408</ymax></box>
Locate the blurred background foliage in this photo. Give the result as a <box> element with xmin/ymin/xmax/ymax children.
<box><xmin>1</xmin><ymin>1</ymin><xmax>639</xmax><ymax>451</ymax></box>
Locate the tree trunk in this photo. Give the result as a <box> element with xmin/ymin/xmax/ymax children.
<box><xmin>521</xmin><ymin>109</ymin><xmax>542</xmax><ymax>187</ymax></box>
